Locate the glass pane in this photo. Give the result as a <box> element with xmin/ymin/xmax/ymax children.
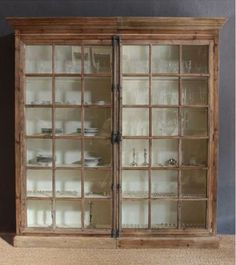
<box><xmin>27</xmin><ymin>170</ymin><xmax>52</xmax><ymax>197</ymax></box>
<box><xmin>152</xmin><ymin>45</ymin><xmax>179</xmax><ymax>73</ymax></box>
<box><xmin>152</xmin><ymin>77</ymin><xmax>178</xmax><ymax>105</ymax></box>
<box><xmin>152</xmin><ymin>108</ymin><xmax>178</xmax><ymax>136</ymax></box>
<box><xmin>122</xmin><ymin>77</ymin><xmax>149</xmax><ymax>105</ymax></box>
<box><xmin>27</xmin><ymin>200</ymin><xmax>52</xmax><ymax>227</ymax></box>
<box><xmin>55</xmin><ymin>140</ymin><xmax>81</xmax><ymax>166</ymax></box>
<box><xmin>84</xmin><ymin>77</ymin><xmax>111</xmax><ymax>105</ymax></box>
<box><xmin>84</xmin><ymin>46</ymin><xmax>112</xmax><ymax>73</ymax></box>
<box><xmin>55</xmin><ymin>46</ymin><xmax>81</xmax><ymax>73</ymax></box>
<box><xmin>182</xmin><ymin>108</ymin><xmax>208</xmax><ymax>136</ymax></box>
<box><xmin>152</xmin><ymin>139</ymin><xmax>178</xmax><ymax>167</ymax></box>
<box><xmin>181</xmin><ymin>170</ymin><xmax>207</xmax><ymax>197</ymax></box>
<box><xmin>182</xmin><ymin>139</ymin><xmax>208</xmax><ymax>166</ymax></box>
<box><xmin>182</xmin><ymin>45</ymin><xmax>208</xmax><ymax>73</ymax></box>
<box><xmin>84</xmin><ymin>108</ymin><xmax>111</xmax><ymax>137</ymax></box>
<box><xmin>151</xmin><ymin>200</ymin><xmax>177</xmax><ymax>229</ymax></box>
<box><xmin>151</xmin><ymin>170</ymin><xmax>178</xmax><ymax>197</ymax></box>
<box><xmin>56</xmin><ymin>201</ymin><xmax>81</xmax><ymax>228</ymax></box>
<box><xmin>84</xmin><ymin>200</ymin><xmax>112</xmax><ymax>229</ymax></box>
<box><xmin>27</xmin><ymin>139</ymin><xmax>52</xmax><ymax>167</ymax></box>
<box><xmin>55</xmin><ymin>108</ymin><xmax>81</xmax><ymax>135</ymax></box>
<box><xmin>122</xmin><ymin>200</ymin><xmax>148</xmax><ymax>228</ymax></box>
<box><xmin>84</xmin><ymin>170</ymin><xmax>111</xmax><ymax>197</ymax></box>
<box><xmin>122</xmin><ymin>139</ymin><xmax>149</xmax><ymax>167</ymax></box>
<box><xmin>55</xmin><ymin>170</ymin><xmax>81</xmax><ymax>197</ymax></box>
<box><xmin>55</xmin><ymin>77</ymin><xmax>81</xmax><ymax>105</ymax></box>
<box><xmin>26</xmin><ymin>77</ymin><xmax>52</xmax><ymax>105</ymax></box>
<box><xmin>122</xmin><ymin>45</ymin><xmax>149</xmax><ymax>74</ymax></box>
<box><xmin>182</xmin><ymin>78</ymin><xmax>208</xmax><ymax>105</ymax></box>
<box><xmin>25</xmin><ymin>45</ymin><xmax>52</xmax><ymax>73</ymax></box>
<box><xmin>181</xmin><ymin>201</ymin><xmax>206</xmax><ymax>228</ymax></box>
<box><xmin>84</xmin><ymin>140</ymin><xmax>111</xmax><ymax>167</ymax></box>
<box><xmin>122</xmin><ymin>170</ymin><xmax>148</xmax><ymax>198</ymax></box>
<box><xmin>123</xmin><ymin>108</ymin><xmax>149</xmax><ymax>136</ymax></box>
<box><xmin>26</xmin><ymin>108</ymin><xmax>52</xmax><ymax>136</ymax></box>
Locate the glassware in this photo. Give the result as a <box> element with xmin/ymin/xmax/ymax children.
<box><xmin>143</xmin><ymin>148</ymin><xmax>149</xmax><ymax>166</ymax></box>
<box><xmin>131</xmin><ymin>148</ymin><xmax>137</xmax><ymax>166</ymax></box>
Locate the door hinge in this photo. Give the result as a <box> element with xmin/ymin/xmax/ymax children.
<box><xmin>111</xmin><ymin>131</ymin><xmax>122</xmax><ymax>144</ymax></box>
<box><xmin>111</xmin><ymin>228</ymin><xmax>120</xmax><ymax>238</ymax></box>
<box><xmin>112</xmin><ymin>35</ymin><xmax>121</xmax><ymax>46</ymax></box>
<box><xmin>117</xmin><ymin>183</ymin><xmax>121</xmax><ymax>190</ymax></box>
<box><xmin>112</xmin><ymin>83</ymin><xmax>121</xmax><ymax>91</ymax></box>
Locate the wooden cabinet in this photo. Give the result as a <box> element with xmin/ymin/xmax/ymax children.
<box><xmin>7</xmin><ymin>17</ymin><xmax>226</xmax><ymax>248</ymax></box>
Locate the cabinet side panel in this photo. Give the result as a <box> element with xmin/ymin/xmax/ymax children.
<box><xmin>211</xmin><ymin>34</ymin><xmax>220</xmax><ymax>234</ymax></box>
<box><xmin>15</xmin><ymin>30</ymin><xmax>24</xmax><ymax>234</ymax></box>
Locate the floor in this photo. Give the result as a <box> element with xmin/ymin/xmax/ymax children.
<box><xmin>0</xmin><ymin>235</ymin><xmax>234</xmax><ymax>265</ymax></box>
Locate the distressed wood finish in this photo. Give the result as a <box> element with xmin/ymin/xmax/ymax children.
<box><xmin>8</xmin><ymin>17</ymin><xmax>226</xmax><ymax>248</ymax></box>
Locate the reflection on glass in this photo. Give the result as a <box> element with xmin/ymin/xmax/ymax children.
<box><xmin>84</xmin><ymin>108</ymin><xmax>111</xmax><ymax>136</ymax></box>
<box><xmin>151</xmin><ymin>200</ymin><xmax>177</xmax><ymax>229</ymax></box>
<box><xmin>182</xmin><ymin>139</ymin><xmax>208</xmax><ymax>166</ymax></box>
<box><xmin>84</xmin><ymin>77</ymin><xmax>111</xmax><ymax>105</ymax></box>
<box><xmin>122</xmin><ymin>139</ymin><xmax>149</xmax><ymax>167</ymax></box>
<box><xmin>27</xmin><ymin>170</ymin><xmax>52</xmax><ymax>197</ymax></box>
<box><xmin>152</xmin><ymin>108</ymin><xmax>178</xmax><ymax>136</ymax></box>
<box><xmin>27</xmin><ymin>200</ymin><xmax>52</xmax><ymax>227</ymax></box>
<box><xmin>55</xmin><ymin>77</ymin><xmax>81</xmax><ymax>105</ymax></box>
<box><xmin>151</xmin><ymin>170</ymin><xmax>177</xmax><ymax>197</ymax></box>
<box><xmin>152</xmin><ymin>139</ymin><xmax>178</xmax><ymax>167</ymax></box>
<box><xmin>84</xmin><ymin>171</ymin><xmax>111</xmax><ymax>197</ymax></box>
<box><xmin>84</xmin><ymin>140</ymin><xmax>111</xmax><ymax>167</ymax></box>
<box><xmin>84</xmin><ymin>46</ymin><xmax>112</xmax><ymax>73</ymax></box>
<box><xmin>26</xmin><ymin>77</ymin><xmax>52</xmax><ymax>105</ymax></box>
<box><xmin>122</xmin><ymin>77</ymin><xmax>149</xmax><ymax>105</ymax></box>
<box><xmin>55</xmin><ymin>170</ymin><xmax>81</xmax><ymax>197</ymax></box>
<box><xmin>25</xmin><ymin>45</ymin><xmax>52</xmax><ymax>73</ymax></box>
<box><xmin>55</xmin><ymin>46</ymin><xmax>81</xmax><ymax>73</ymax></box>
<box><xmin>181</xmin><ymin>170</ymin><xmax>207</xmax><ymax>197</ymax></box>
<box><xmin>56</xmin><ymin>201</ymin><xmax>81</xmax><ymax>228</ymax></box>
<box><xmin>122</xmin><ymin>170</ymin><xmax>148</xmax><ymax>198</ymax></box>
<box><xmin>123</xmin><ymin>108</ymin><xmax>149</xmax><ymax>136</ymax></box>
<box><xmin>182</xmin><ymin>45</ymin><xmax>208</xmax><ymax>73</ymax></box>
<box><xmin>55</xmin><ymin>140</ymin><xmax>81</xmax><ymax>166</ymax></box>
<box><xmin>122</xmin><ymin>45</ymin><xmax>149</xmax><ymax>73</ymax></box>
<box><xmin>152</xmin><ymin>78</ymin><xmax>178</xmax><ymax>105</ymax></box>
<box><xmin>122</xmin><ymin>200</ymin><xmax>148</xmax><ymax>228</ymax></box>
<box><xmin>55</xmin><ymin>108</ymin><xmax>81</xmax><ymax>135</ymax></box>
<box><xmin>84</xmin><ymin>200</ymin><xmax>112</xmax><ymax>229</ymax></box>
<box><xmin>26</xmin><ymin>108</ymin><xmax>52</xmax><ymax>136</ymax></box>
<box><xmin>182</xmin><ymin>78</ymin><xmax>208</xmax><ymax>105</ymax></box>
<box><xmin>181</xmin><ymin>201</ymin><xmax>206</xmax><ymax>228</ymax></box>
<box><xmin>27</xmin><ymin>139</ymin><xmax>52</xmax><ymax>167</ymax></box>
<box><xmin>152</xmin><ymin>45</ymin><xmax>179</xmax><ymax>73</ymax></box>
<box><xmin>182</xmin><ymin>108</ymin><xmax>208</xmax><ymax>136</ymax></box>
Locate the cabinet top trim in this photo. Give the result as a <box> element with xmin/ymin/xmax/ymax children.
<box><xmin>7</xmin><ymin>17</ymin><xmax>227</xmax><ymax>33</ymax></box>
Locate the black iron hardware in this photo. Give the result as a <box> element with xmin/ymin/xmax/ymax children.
<box><xmin>111</xmin><ymin>131</ymin><xmax>122</xmax><ymax>144</ymax></box>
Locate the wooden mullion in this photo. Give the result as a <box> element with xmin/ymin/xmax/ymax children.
<box><xmin>117</xmin><ymin>37</ymin><xmax>122</xmax><ymax>235</ymax></box>
<box><xmin>111</xmin><ymin>35</ymin><xmax>118</xmax><ymax>237</ymax></box>
<box><xmin>177</xmin><ymin>44</ymin><xmax>183</xmax><ymax>229</ymax></box>
<box><xmin>148</xmin><ymin>44</ymin><xmax>152</xmax><ymax>229</ymax></box>
<box><xmin>81</xmin><ymin>44</ymin><xmax>85</xmax><ymax>229</ymax></box>
<box><xmin>52</xmin><ymin>44</ymin><xmax>56</xmax><ymax>230</ymax></box>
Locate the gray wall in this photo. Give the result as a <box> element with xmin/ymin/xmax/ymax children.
<box><xmin>0</xmin><ymin>0</ymin><xmax>234</xmax><ymax>234</ymax></box>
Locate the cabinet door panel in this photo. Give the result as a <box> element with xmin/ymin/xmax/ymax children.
<box><xmin>25</xmin><ymin>45</ymin><xmax>52</xmax><ymax>73</ymax></box>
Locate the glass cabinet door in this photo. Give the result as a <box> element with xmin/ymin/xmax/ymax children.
<box><xmin>23</xmin><ymin>41</ymin><xmax>210</xmax><ymax>234</ymax></box>
<box><xmin>24</xmin><ymin>44</ymin><xmax>112</xmax><ymax>231</ymax></box>
<box><xmin>121</xmin><ymin>43</ymin><xmax>209</xmax><ymax>231</ymax></box>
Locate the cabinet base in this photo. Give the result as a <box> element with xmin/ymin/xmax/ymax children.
<box><xmin>14</xmin><ymin>235</ymin><xmax>219</xmax><ymax>249</ymax></box>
